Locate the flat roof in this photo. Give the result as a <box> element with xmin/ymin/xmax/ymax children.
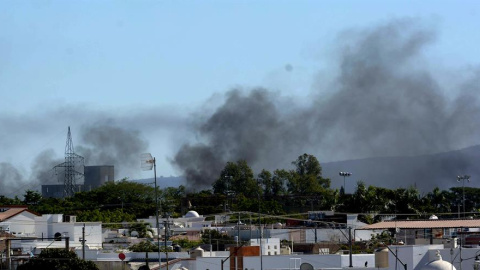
<box><xmin>360</xmin><ymin>219</ymin><xmax>480</xmax><ymax>230</ymax></box>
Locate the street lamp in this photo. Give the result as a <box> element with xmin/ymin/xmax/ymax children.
<box><xmin>457</xmin><ymin>175</ymin><xmax>471</xmax><ymax>218</ymax></box>
<box><xmin>339</xmin><ymin>172</ymin><xmax>352</xmax><ymax>194</ymax></box>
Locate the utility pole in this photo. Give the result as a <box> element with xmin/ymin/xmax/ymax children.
<box><xmin>258</xmin><ymin>188</ymin><xmax>263</xmax><ymax>270</ymax></box>
<box><xmin>237</xmin><ymin>212</ymin><xmax>241</xmax><ymax>246</ymax></box>
<box><xmin>348</xmin><ymin>227</ymin><xmax>353</xmax><ymax>268</ymax></box>
<box><xmin>209</xmin><ymin>229</ymin><xmax>212</xmax><ymax>255</ymax></box>
<box><xmin>82</xmin><ymin>224</ymin><xmax>86</xmax><ymax>260</ymax></box>
<box><xmin>141</xmin><ymin>153</ymin><xmax>160</xmax><ymax>267</ymax></box>
<box><xmin>6</xmin><ymin>239</ymin><xmax>10</xmax><ymax>270</ymax></box>
<box><xmin>163</xmin><ymin>217</ymin><xmax>174</xmax><ymax>270</ymax></box>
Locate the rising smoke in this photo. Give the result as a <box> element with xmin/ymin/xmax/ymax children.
<box><xmin>76</xmin><ymin>122</ymin><xmax>149</xmax><ymax>179</ymax></box>
<box><xmin>0</xmin><ymin>163</ymin><xmax>26</xmax><ymax>196</ymax></box>
<box><xmin>0</xmin><ymin>119</ymin><xmax>150</xmax><ymax>197</ymax></box>
<box><xmin>172</xmin><ymin>19</ymin><xmax>480</xmax><ymax>189</ymax></box>
<box><xmin>1</xmin><ymin>19</ymin><xmax>480</xmax><ymax>196</ymax></box>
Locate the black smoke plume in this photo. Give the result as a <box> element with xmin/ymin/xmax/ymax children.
<box><xmin>76</xmin><ymin>122</ymin><xmax>149</xmax><ymax>179</ymax></box>
<box><xmin>173</xmin><ymin>19</ymin><xmax>480</xmax><ymax>190</ymax></box>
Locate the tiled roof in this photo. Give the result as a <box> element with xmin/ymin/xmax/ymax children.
<box><xmin>0</xmin><ymin>206</ymin><xmax>39</xmax><ymax>222</ymax></box>
<box><xmin>360</xmin><ymin>219</ymin><xmax>480</xmax><ymax>230</ymax></box>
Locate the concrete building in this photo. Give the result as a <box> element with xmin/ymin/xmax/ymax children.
<box><xmin>0</xmin><ymin>206</ymin><xmax>40</xmax><ymax>237</ymax></box>
<box><xmin>250</xmin><ymin>238</ymin><xmax>281</xmax><ymax>255</ymax></box>
<box><xmin>83</xmin><ymin>165</ymin><xmax>114</xmax><ymax>191</ymax></box>
<box><xmin>0</xmin><ymin>206</ymin><xmax>102</xmax><ymax>253</ymax></box>
<box><xmin>42</xmin><ymin>165</ymin><xmax>114</xmax><ymax>198</ymax></box>
<box><xmin>138</xmin><ymin>210</ymin><xmax>211</xmax><ymax>241</ymax></box>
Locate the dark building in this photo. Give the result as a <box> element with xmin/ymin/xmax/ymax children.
<box><xmin>83</xmin><ymin>165</ymin><xmax>114</xmax><ymax>191</ymax></box>
<box><xmin>42</xmin><ymin>165</ymin><xmax>114</xmax><ymax>198</ymax></box>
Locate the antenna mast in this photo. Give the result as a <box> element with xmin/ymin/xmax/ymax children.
<box><xmin>54</xmin><ymin>126</ymin><xmax>85</xmax><ymax>197</ymax></box>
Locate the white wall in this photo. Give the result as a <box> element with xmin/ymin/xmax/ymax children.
<box><xmin>72</xmin><ymin>223</ymin><xmax>103</xmax><ymax>249</ymax></box>
<box><xmin>3</xmin><ymin>212</ymin><xmax>39</xmax><ymax>236</ymax></box>
<box><xmin>251</xmin><ymin>238</ymin><xmax>281</xmax><ymax>256</ymax></box>
<box><xmin>241</xmin><ymin>254</ymin><xmax>375</xmax><ymax>269</ymax></box>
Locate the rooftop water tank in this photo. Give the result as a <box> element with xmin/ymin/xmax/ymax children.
<box><xmin>190</xmin><ymin>247</ymin><xmax>204</xmax><ymax>258</ymax></box>
<box><xmin>375</xmin><ymin>247</ymin><xmax>389</xmax><ymax>268</ymax></box>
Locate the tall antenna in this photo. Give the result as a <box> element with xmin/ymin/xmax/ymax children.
<box><xmin>141</xmin><ymin>153</ymin><xmax>162</xmax><ymax>267</ymax></box>
<box><xmin>53</xmin><ymin>126</ymin><xmax>85</xmax><ymax>197</ymax></box>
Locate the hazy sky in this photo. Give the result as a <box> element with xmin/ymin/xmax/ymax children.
<box><xmin>1</xmin><ymin>1</ymin><xmax>480</xmax><ymax>194</ymax></box>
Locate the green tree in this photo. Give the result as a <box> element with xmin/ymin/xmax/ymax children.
<box><xmin>86</xmin><ymin>179</ymin><xmax>156</xmax><ymax>216</ymax></box>
<box><xmin>128</xmin><ymin>240</ymin><xmax>159</xmax><ymax>252</ymax></box>
<box><xmin>17</xmin><ymin>248</ymin><xmax>99</xmax><ymax>270</ymax></box>
<box><xmin>393</xmin><ymin>187</ymin><xmax>422</xmax><ymax>217</ymax></box>
<box><xmin>23</xmin><ymin>190</ymin><xmax>42</xmax><ymax>205</ymax></box>
<box><xmin>201</xmin><ymin>229</ymin><xmax>235</xmax><ymax>251</ymax></box>
<box><xmin>213</xmin><ymin>160</ymin><xmax>260</xmax><ymax>198</ymax></box>
<box><xmin>287</xmin><ymin>154</ymin><xmax>330</xmax><ymax>196</ymax></box>
<box><xmin>424</xmin><ymin>187</ymin><xmax>451</xmax><ymax>213</ymax></box>
<box><xmin>0</xmin><ymin>195</ymin><xmax>18</xmax><ymax>205</ymax></box>
<box><xmin>174</xmin><ymin>238</ymin><xmax>201</xmax><ymax>249</ymax></box>
<box><xmin>271</xmin><ymin>169</ymin><xmax>288</xmax><ymax>196</ymax></box>
<box><xmin>258</xmin><ymin>169</ymin><xmax>272</xmax><ymax>197</ymax></box>
<box><xmin>129</xmin><ymin>222</ymin><xmax>154</xmax><ymax>238</ymax></box>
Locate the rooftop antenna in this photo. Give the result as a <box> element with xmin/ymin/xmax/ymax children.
<box><xmin>53</xmin><ymin>126</ymin><xmax>84</xmax><ymax>197</ymax></box>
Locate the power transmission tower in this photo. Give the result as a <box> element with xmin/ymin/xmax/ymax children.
<box><xmin>53</xmin><ymin>126</ymin><xmax>84</xmax><ymax>197</ymax></box>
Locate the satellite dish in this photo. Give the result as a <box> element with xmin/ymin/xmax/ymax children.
<box><xmin>141</xmin><ymin>153</ymin><xmax>154</xmax><ymax>171</ymax></box>
<box><xmin>300</xmin><ymin>263</ymin><xmax>314</xmax><ymax>270</ymax></box>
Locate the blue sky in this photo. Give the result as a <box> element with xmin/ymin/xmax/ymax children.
<box><xmin>1</xmin><ymin>0</ymin><xmax>480</xmax><ymax>193</ymax></box>
<box><xmin>2</xmin><ymin>1</ymin><xmax>479</xmax><ymax>110</ymax></box>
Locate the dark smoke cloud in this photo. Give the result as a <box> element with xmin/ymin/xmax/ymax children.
<box><xmin>0</xmin><ymin>163</ymin><xmax>26</xmax><ymax>196</ymax></box>
<box><xmin>0</xmin><ymin>150</ymin><xmax>62</xmax><ymax>197</ymax></box>
<box><xmin>173</xmin><ymin>89</ymin><xmax>289</xmax><ymax>186</ymax></box>
<box><xmin>1</xmin><ymin>18</ymin><xmax>480</xmax><ymax>195</ymax></box>
<box><xmin>173</xmin><ymin>19</ymin><xmax>480</xmax><ymax>190</ymax></box>
<box><xmin>30</xmin><ymin>149</ymin><xmax>63</xmax><ymax>185</ymax></box>
<box><xmin>76</xmin><ymin>122</ymin><xmax>149</xmax><ymax>180</ymax></box>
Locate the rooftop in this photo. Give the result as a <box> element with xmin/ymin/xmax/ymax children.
<box><xmin>360</xmin><ymin>219</ymin><xmax>480</xmax><ymax>230</ymax></box>
<box><xmin>0</xmin><ymin>206</ymin><xmax>40</xmax><ymax>222</ymax></box>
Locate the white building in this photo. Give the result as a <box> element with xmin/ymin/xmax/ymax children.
<box><xmin>138</xmin><ymin>210</ymin><xmax>211</xmax><ymax>241</ymax></box>
<box><xmin>250</xmin><ymin>238</ymin><xmax>281</xmax><ymax>256</ymax></box>
<box><xmin>0</xmin><ymin>206</ymin><xmax>102</xmax><ymax>254</ymax></box>
<box><xmin>0</xmin><ymin>206</ymin><xmax>40</xmax><ymax>236</ymax></box>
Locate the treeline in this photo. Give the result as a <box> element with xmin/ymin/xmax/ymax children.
<box><xmin>1</xmin><ymin>153</ymin><xmax>478</xmax><ymax>224</ymax></box>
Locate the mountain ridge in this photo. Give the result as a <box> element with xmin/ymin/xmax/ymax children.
<box><xmin>129</xmin><ymin>145</ymin><xmax>480</xmax><ymax>193</ymax></box>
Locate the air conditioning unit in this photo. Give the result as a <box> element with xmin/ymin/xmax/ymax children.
<box><xmin>63</xmin><ymin>215</ymin><xmax>77</xmax><ymax>223</ymax></box>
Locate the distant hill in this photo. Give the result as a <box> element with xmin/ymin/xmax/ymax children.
<box><xmin>129</xmin><ymin>176</ymin><xmax>186</xmax><ymax>188</ymax></box>
<box><xmin>321</xmin><ymin>145</ymin><xmax>480</xmax><ymax>193</ymax></box>
<box><xmin>128</xmin><ymin>145</ymin><xmax>480</xmax><ymax>193</ymax></box>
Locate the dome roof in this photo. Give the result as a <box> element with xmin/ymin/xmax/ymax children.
<box><xmin>185</xmin><ymin>210</ymin><xmax>200</xmax><ymax>218</ymax></box>
<box><xmin>422</xmin><ymin>251</ymin><xmax>456</xmax><ymax>270</ymax></box>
